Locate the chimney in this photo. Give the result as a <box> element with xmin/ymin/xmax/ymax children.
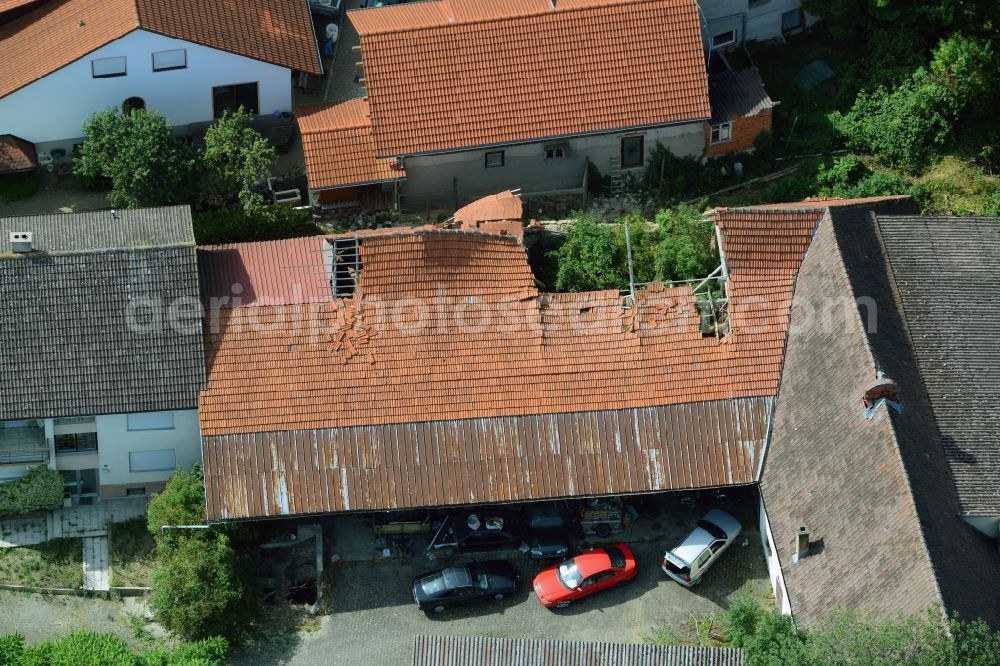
<box><xmin>793</xmin><ymin>524</ymin><xmax>810</xmax><ymax>563</ymax></box>
<box><xmin>9</xmin><ymin>231</ymin><xmax>33</xmax><ymax>253</ymax></box>
<box><xmin>863</xmin><ymin>372</ymin><xmax>897</xmax><ymax>408</ymax></box>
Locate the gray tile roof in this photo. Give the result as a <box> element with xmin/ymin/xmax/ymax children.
<box><xmin>0</xmin><ymin>206</ymin><xmax>195</xmax><ymax>254</ymax></box>
<box><xmin>708</xmin><ymin>69</ymin><xmax>775</xmax><ymax>124</ymax></box>
<box><xmin>0</xmin><ymin>206</ymin><xmax>205</xmax><ymax>420</ymax></box>
<box><xmin>762</xmin><ymin>203</ymin><xmax>1000</xmax><ymax>628</ymax></box>
<box><xmin>412</xmin><ymin>636</ymin><xmax>745</xmax><ymax>666</ymax></box>
<box><xmin>873</xmin><ymin>216</ymin><xmax>1000</xmax><ymax>516</ymax></box>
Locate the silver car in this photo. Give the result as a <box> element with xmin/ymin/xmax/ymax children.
<box><xmin>661</xmin><ymin>509</ymin><xmax>742</xmax><ymax>586</ymax></box>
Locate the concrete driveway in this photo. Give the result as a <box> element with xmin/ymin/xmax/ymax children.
<box><xmin>233</xmin><ymin>494</ymin><xmax>770</xmax><ymax>666</ymax></box>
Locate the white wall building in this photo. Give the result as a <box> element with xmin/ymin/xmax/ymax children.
<box><xmin>0</xmin><ymin>0</ymin><xmax>321</xmax><ymax>156</ymax></box>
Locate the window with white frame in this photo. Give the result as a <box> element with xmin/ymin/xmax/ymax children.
<box><xmin>126</xmin><ymin>411</ymin><xmax>175</xmax><ymax>431</ymax></box>
<box><xmin>712</xmin><ymin>30</ymin><xmax>737</xmax><ymax>49</ymax></box>
<box><xmin>92</xmin><ymin>56</ymin><xmax>127</xmax><ymax>78</ymax></box>
<box><xmin>152</xmin><ymin>49</ymin><xmax>187</xmax><ymax>72</ymax></box>
<box><xmin>129</xmin><ymin>449</ymin><xmax>176</xmax><ymax>472</ymax></box>
<box><xmin>710</xmin><ymin>122</ymin><xmax>733</xmax><ymax>145</ymax></box>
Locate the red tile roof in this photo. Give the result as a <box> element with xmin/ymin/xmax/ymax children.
<box><xmin>350</xmin><ymin>0</ymin><xmax>710</xmax><ymax>156</ymax></box>
<box><xmin>197</xmin><ymin>237</ymin><xmax>331</xmax><ymax>310</ymax></box>
<box><xmin>0</xmin><ymin>0</ymin><xmax>320</xmax><ymax>100</ymax></box>
<box><xmin>297</xmin><ymin>99</ymin><xmax>405</xmax><ymax>190</ymax></box>
<box><xmin>0</xmin><ymin>134</ymin><xmax>37</xmax><ymax>173</ymax></box>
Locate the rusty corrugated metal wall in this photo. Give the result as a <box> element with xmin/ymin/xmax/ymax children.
<box><xmin>203</xmin><ymin>396</ymin><xmax>771</xmax><ymax>520</ymax></box>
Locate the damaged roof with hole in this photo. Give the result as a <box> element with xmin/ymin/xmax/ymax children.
<box><xmin>197</xmin><ymin>202</ymin><xmax>830</xmax><ymax>519</ymax></box>
<box><xmin>0</xmin><ymin>206</ymin><xmax>205</xmax><ymax>420</ymax></box>
<box><xmin>761</xmin><ymin>205</ymin><xmax>1000</xmax><ymax>628</ymax></box>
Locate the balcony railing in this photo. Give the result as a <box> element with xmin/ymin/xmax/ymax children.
<box><xmin>0</xmin><ymin>448</ymin><xmax>50</xmax><ymax>466</ymax></box>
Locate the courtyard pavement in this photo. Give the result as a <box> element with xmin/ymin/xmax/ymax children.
<box><xmin>233</xmin><ymin>496</ymin><xmax>770</xmax><ymax>666</ymax></box>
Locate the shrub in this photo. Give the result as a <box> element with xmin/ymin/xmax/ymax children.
<box><xmin>651</xmin><ymin>204</ymin><xmax>718</xmax><ymax>282</ymax></box>
<box><xmin>551</xmin><ymin>214</ymin><xmax>627</xmax><ymax>292</ymax></box>
<box><xmin>0</xmin><ymin>466</ymin><xmax>65</xmax><ymax>516</ymax></box>
<box><xmin>202</xmin><ymin>107</ymin><xmax>277</xmax><ymax>209</ymax></box>
<box><xmin>26</xmin><ymin>631</ymin><xmax>137</xmax><ymax>666</ymax></box>
<box><xmin>0</xmin><ymin>171</ymin><xmax>39</xmax><ymax>203</ymax></box>
<box><xmin>0</xmin><ymin>634</ymin><xmax>25</xmax><ymax>664</ymax></box>
<box><xmin>139</xmin><ymin>636</ymin><xmax>229</xmax><ymax>666</ymax></box>
<box><xmin>146</xmin><ymin>465</ymin><xmax>205</xmax><ymax>536</ymax></box>
<box><xmin>148</xmin><ymin>533</ymin><xmax>251</xmax><ymax>640</ymax></box>
<box><xmin>814</xmin><ymin>154</ymin><xmax>912</xmax><ymax>199</ymax></box>
<box><xmin>191</xmin><ymin>206</ymin><xmax>320</xmax><ymax>245</ymax></box>
<box><xmin>73</xmin><ymin>108</ymin><xmax>196</xmax><ymax>208</ymax></box>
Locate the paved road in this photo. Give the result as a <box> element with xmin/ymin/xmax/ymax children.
<box><xmin>233</xmin><ymin>500</ymin><xmax>769</xmax><ymax>665</ymax></box>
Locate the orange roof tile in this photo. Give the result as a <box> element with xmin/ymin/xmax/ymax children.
<box><xmin>296</xmin><ymin>99</ymin><xmax>405</xmax><ymax>190</ymax></box>
<box><xmin>453</xmin><ymin>190</ymin><xmax>523</xmax><ymax>229</ymax></box>
<box><xmin>350</xmin><ymin>0</ymin><xmax>710</xmax><ymax>156</ymax></box>
<box><xmin>0</xmin><ymin>0</ymin><xmax>320</xmax><ymax>100</ymax></box>
<box><xmin>0</xmin><ymin>134</ymin><xmax>37</xmax><ymax>173</ymax></box>
<box><xmin>712</xmin><ymin>195</ymin><xmax>912</xmax><ymax>212</ymax></box>
<box><xmin>197</xmin><ymin>209</ymin><xmax>819</xmax><ymax>437</ymax></box>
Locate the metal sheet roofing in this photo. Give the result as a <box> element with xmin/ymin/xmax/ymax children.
<box><xmin>0</xmin><ymin>0</ymin><xmax>320</xmax><ymax>100</ymax></box>
<box><xmin>351</xmin><ymin>0</ymin><xmax>710</xmax><ymax>156</ymax></box>
<box><xmin>297</xmin><ymin>99</ymin><xmax>406</xmax><ymax>190</ymax></box>
<box><xmin>204</xmin><ymin>396</ymin><xmax>771</xmax><ymax>519</ymax></box>
<box><xmin>412</xmin><ymin>636</ymin><xmax>746</xmax><ymax>666</ymax></box>
<box><xmin>197</xmin><ymin>236</ymin><xmax>331</xmax><ymax>309</ymax></box>
<box><xmin>0</xmin><ymin>206</ymin><xmax>205</xmax><ymax>420</ymax></box>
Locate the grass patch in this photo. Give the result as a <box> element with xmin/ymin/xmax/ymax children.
<box><xmin>643</xmin><ymin>612</ymin><xmax>731</xmax><ymax>648</ymax></box>
<box><xmin>109</xmin><ymin>518</ymin><xmax>156</xmax><ymax>587</ymax></box>
<box><xmin>0</xmin><ymin>537</ymin><xmax>83</xmax><ymax>588</ymax></box>
<box><xmin>914</xmin><ymin>156</ymin><xmax>1000</xmax><ymax>215</ymax></box>
<box><xmin>0</xmin><ymin>171</ymin><xmax>40</xmax><ymax>203</ymax></box>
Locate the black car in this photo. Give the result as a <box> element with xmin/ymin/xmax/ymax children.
<box><xmin>412</xmin><ymin>560</ymin><xmax>519</xmax><ymax>613</ymax></box>
<box><xmin>525</xmin><ymin>503</ymin><xmax>570</xmax><ymax>559</ymax></box>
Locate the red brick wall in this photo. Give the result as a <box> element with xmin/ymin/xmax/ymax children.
<box><xmin>704</xmin><ymin>108</ymin><xmax>773</xmax><ymax>157</ymax></box>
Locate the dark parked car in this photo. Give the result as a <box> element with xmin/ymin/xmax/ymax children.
<box><xmin>412</xmin><ymin>560</ymin><xmax>519</xmax><ymax>613</ymax></box>
<box><xmin>525</xmin><ymin>503</ymin><xmax>570</xmax><ymax>559</ymax></box>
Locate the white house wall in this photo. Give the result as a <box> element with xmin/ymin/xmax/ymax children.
<box><xmin>759</xmin><ymin>495</ymin><xmax>792</xmax><ymax>615</ymax></box>
<box><xmin>399</xmin><ymin>122</ymin><xmax>705</xmax><ymax>210</ymax></box>
<box><xmin>0</xmin><ymin>29</ymin><xmax>292</xmax><ymax>153</ymax></box>
<box><xmin>699</xmin><ymin>0</ymin><xmax>818</xmax><ymax>44</ymax></box>
<box><xmin>94</xmin><ymin>410</ymin><xmax>201</xmax><ymax>493</ymax></box>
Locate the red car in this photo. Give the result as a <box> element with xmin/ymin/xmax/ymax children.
<box><xmin>532</xmin><ymin>544</ymin><xmax>637</xmax><ymax>609</ymax></box>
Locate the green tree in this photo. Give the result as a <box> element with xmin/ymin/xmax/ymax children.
<box><xmin>551</xmin><ymin>215</ymin><xmax>628</xmax><ymax>292</ymax></box>
<box><xmin>146</xmin><ymin>464</ymin><xmax>206</xmax><ymax>536</ymax></box>
<box><xmin>74</xmin><ymin>108</ymin><xmax>195</xmax><ymax>208</ymax></box>
<box><xmin>148</xmin><ymin>533</ymin><xmax>251</xmax><ymax>640</ymax></box>
<box><xmin>202</xmin><ymin>107</ymin><xmax>276</xmax><ymax>209</ymax></box>
<box><xmin>652</xmin><ymin>204</ymin><xmax>718</xmax><ymax>283</ymax></box>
